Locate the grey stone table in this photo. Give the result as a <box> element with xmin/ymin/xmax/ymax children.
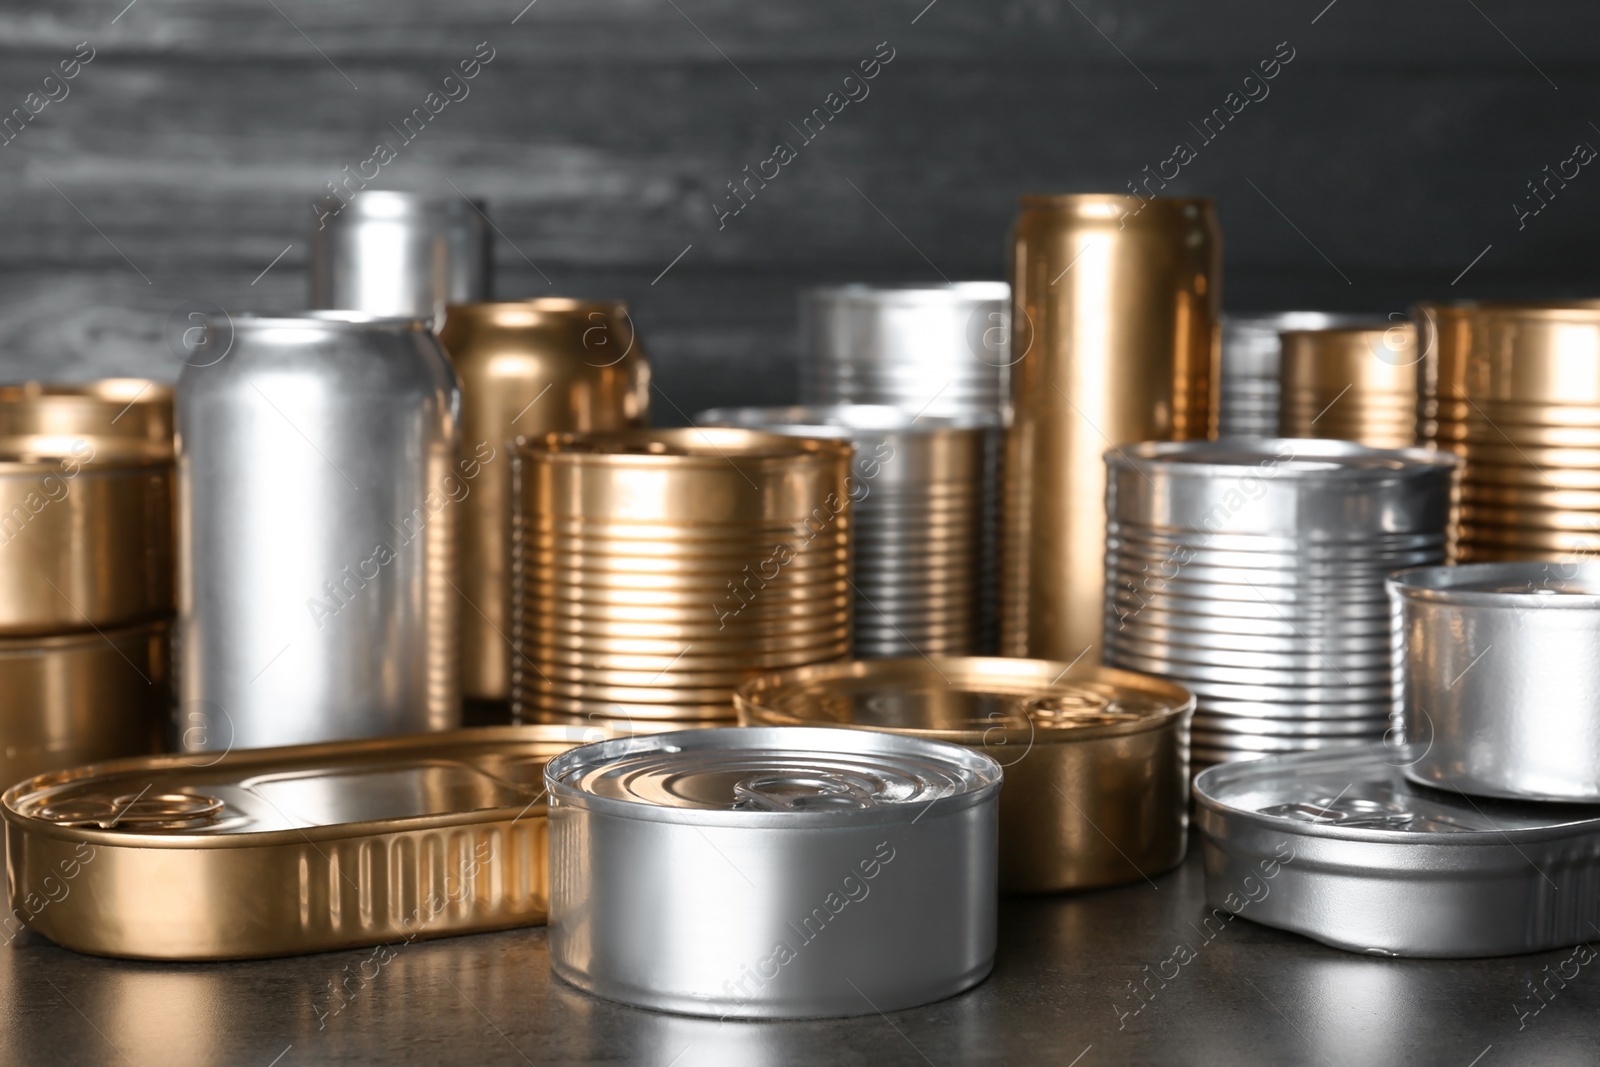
<box><xmin>3</xmin><ymin>835</ymin><xmax>1595</xmax><ymax>1066</ymax></box>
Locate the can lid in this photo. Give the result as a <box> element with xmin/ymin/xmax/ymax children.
<box><xmin>1195</xmin><ymin>745</ymin><xmax>1600</xmax><ymax>845</ymax></box>
<box><xmin>735</xmin><ymin>657</ymin><xmax>1191</xmax><ymax>746</ymax></box>
<box><xmin>1388</xmin><ymin>561</ymin><xmax>1600</xmax><ymax>606</ymax></box>
<box><xmin>545</xmin><ymin>726</ymin><xmax>1001</xmax><ymax>827</ymax></box>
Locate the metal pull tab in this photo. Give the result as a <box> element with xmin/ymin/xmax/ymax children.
<box><xmin>731</xmin><ymin>773</ymin><xmax>879</xmax><ymax>812</ymax></box>
<box><xmin>34</xmin><ymin>791</ymin><xmax>225</xmax><ymax>831</ymax></box>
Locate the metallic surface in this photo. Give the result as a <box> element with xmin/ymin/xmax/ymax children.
<box><xmin>177</xmin><ymin>313</ymin><xmax>461</xmax><ymax>750</ymax></box>
<box><xmin>310</xmin><ymin>192</ymin><xmax>491</xmax><ymax>322</ymax></box>
<box><xmin>0</xmin><ymin>620</ymin><xmax>168</xmax><ymax>789</ymax></box>
<box><xmin>438</xmin><ymin>301</ymin><xmax>651</xmax><ymax>706</ymax></box>
<box><xmin>1196</xmin><ymin>745</ymin><xmax>1600</xmax><ymax>958</ymax></box>
<box><xmin>1103</xmin><ymin>439</ymin><xmax>1455</xmax><ymax>767</ymax></box>
<box><xmin>1417</xmin><ymin>301</ymin><xmax>1600</xmax><ymax>562</ymax></box>
<box><xmin>1218</xmin><ymin>312</ymin><xmax>1374</xmax><ymax>437</ymax></box>
<box><xmin>0</xmin><ymin>439</ymin><xmax>172</xmax><ymax>633</ymax></box>
<box><xmin>699</xmin><ymin>405</ymin><xmax>988</xmax><ymax>657</ymax></box>
<box><xmin>545</xmin><ymin>726</ymin><xmax>1000</xmax><ymax>1018</ymax></box>
<box><xmin>511</xmin><ymin>429</ymin><xmax>853</xmax><ymax>725</ymax></box>
<box><xmin>0</xmin><ymin>379</ymin><xmax>174</xmax><ymax>455</ymax></box>
<box><xmin>1390</xmin><ymin>562</ymin><xmax>1600</xmax><ymax>802</ymax></box>
<box><xmin>1278</xmin><ymin>323</ymin><xmax>1420</xmax><ymax>448</ymax></box>
<box><xmin>1003</xmin><ymin>194</ymin><xmax>1220</xmax><ymax>662</ymax></box>
<box><xmin>734</xmin><ymin>656</ymin><xmax>1192</xmax><ymax>893</ymax></box>
<box><xmin>798</xmin><ymin>283</ymin><xmax>1010</xmax><ymax>417</ymax></box>
<box><xmin>2</xmin><ymin>726</ymin><xmax>595</xmax><ymax>959</ymax></box>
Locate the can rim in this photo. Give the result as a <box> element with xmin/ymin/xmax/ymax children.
<box><xmin>1387</xmin><ymin>561</ymin><xmax>1600</xmax><ymax>606</ymax></box>
<box><xmin>231</xmin><ymin>311</ymin><xmax>431</xmax><ymax>331</ymax></box>
<box><xmin>802</xmin><ymin>281</ymin><xmax>1008</xmax><ymax>305</ymax></box>
<box><xmin>544</xmin><ymin>725</ymin><xmax>1002</xmax><ymax>827</ymax></box>
<box><xmin>313</xmin><ymin>190</ymin><xmax>486</xmax><ymax>218</ymax></box>
<box><xmin>698</xmin><ymin>404</ymin><xmax>994</xmax><ymax>436</ymax></box>
<box><xmin>1106</xmin><ymin>437</ymin><xmax>1459</xmax><ymax>477</ymax></box>
<box><xmin>518</xmin><ymin>426</ymin><xmax>853</xmax><ymax>465</ymax></box>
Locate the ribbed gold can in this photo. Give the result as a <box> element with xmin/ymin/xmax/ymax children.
<box><xmin>1277</xmin><ymin>323</ymin><xmax>1419</xmax><ymax>448</ymax></box>
<box><xmin>0</xmin><ymin>379</ymin><xmax>173</xmax><ymax>456</ymax></box>
<box><xmin>510</xmin><ymin>428</ymin><xmax>853</xmax><ymax>725</ymax></box>
<box><xmin>438</xmin><ymin>301</ymin><xmax>650</xmax><ymax>712</ymax></box>
<box><xmin>1418</xmin><ymin>301</ymin><xmax>1600</xmax><ymax>562</ymax></box>
<box><xmin>1002</xmin><ymin>194</ymin><xmax>1220</xmax><ymax>662</ymax></box>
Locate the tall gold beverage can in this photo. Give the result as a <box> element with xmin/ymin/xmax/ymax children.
<box><xmin>438</xmin><ymin>300</ymin><xmax>650</xmax><ymax>711</ymax></box>
<box><xmin>1001</xmin><ymin>195</ymin><xmax>1219</xmax><ymax>662</ymax></box>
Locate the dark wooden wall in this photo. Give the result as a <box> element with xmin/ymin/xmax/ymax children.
<box><xmin>0</xmin><ymin>0</ymin><xmax>1596</xmax><ymax>417</ymax></box>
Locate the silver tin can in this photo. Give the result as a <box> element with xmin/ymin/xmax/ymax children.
<box><xmin>697</xmin><ymin>404</ymin><xmax>991</xmax><ymax>658</ymax></box>
<box><xmin>1218</xmin><ymin>312</ymin><xmax>1378</xmax><ymax>437</ymax></box>
<box><xmin>1195</xmin><ymin>744</ymin><xmax>1600</xmax><ymax>957</ymax></box>
<box><xmin>799</xmin><ymin>283</ymin><xmax>1010</xmax><ymax>418</ymax></box>
<box><xmin>1104</xmin><ymin>439</ymin><xmax>1457</xmax><ymax>768</ymax></box>
<box><xmin>1390</xmin><ymin>561</ymin><xmax>1600</xmax><ymax>802</ymax></box>
<box><xmin>177</xmin><ymin>312</ymin><xmax>462</xmax><ymax>750</ymax></box>
<box><xmin>310</xmin><ymin>191</ymin><xmax>492</xmax><ymax>322</ymax></box>
<box><xmin>546</xmin><ymin>726</ymin><xmax>1000</xmax><ymax>1018</ymax></box>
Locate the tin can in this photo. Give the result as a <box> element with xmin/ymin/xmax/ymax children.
<box><xmin>1103</xmin><ymin>439</ymin><xmax>1456</xmax><ymax>769</ymax></box>
<box><xmin>311</xmin><ymin>191</ymin><xmax>492</xmax><ymax>323</ymax></box>
<box><xmin>0</xmin><ymin>619</ymin><xmax>168</xmax><ymax>789</ymax></box>
<box><xmin>1195</xmin><ymin>745</ymin><xmax>1600</xmax><ymax>957</ymax></box>
<box><xmin>1218</xmin><ymin>313</ymin><xmax>1375</xmax><ymax>437</ymax></box>
<box><xmin>735</xmin><ymin>656</ymin><xmax>1192</xmax><ymax>893</ymax></box>
<box><xmin>0</xmin><ymin>437</ymin><xmax>172</xmax><ymax>634</ymax></box>
<box><xmin>1002</xmin><ymin>194</ymin><xmax>1220</xmax><ymax>663</ymax></box>
<box><xmin>799</xmin><ymin>283</ymin><xmax>1009</xmax><ymax>417</ymax></box>
<box><xmin>176</xmin><ymin>312</ymin><xmax>461</xmax><ymax>750</ymax></box>
<box><xmin>698</xmin><ymin>405</ymin><xmax>989</xmax><ymax>658</ymax></box>
<box><xmin>1417</xmin><ymin>301</ymin><xmax>1600</xmax><ymax>562</ymax></box>
<box><xmin>545</xmin><ymin>726</ymin><xmax>1000</xmax><ymax>1018</ymax></box>
<box><xmin>1278</xmin><ymin>324</ymin><xmax>1419</xmax><ymax>448</ymax></box>
<box><xmin>510</xmin><ymin>429</ymin><xmax>853</xmax><ymax>727</ymax></box>
<box><xmin>438</xmin><ymin>300</ymin><xmax>651</xmax><ymax>711</ymax></box>
<box><xmin>0</xmin><ymin>379</ymin><xmax>173</xmax><ymax>456</ymax></box>
<box><xmin>2</xmin><ymin>725</ymin><xmax>595</xmax><ymax>959</ymax></box>
<box><xmin>1389</xmin><ymin>561</ymin><xmax>1600</xmax><ymax>802</ymax></box>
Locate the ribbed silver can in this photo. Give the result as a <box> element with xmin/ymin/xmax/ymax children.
<box><xmin>310</xmin><ymin>191</ymin><xmax>491</xmax><ymax>322</ymax></box>
<box><xmin>1219</xmin><ymin>312</ymin><xmax>1377</xmax><ymax>437</ymax></box>
<box><xmin>1102</xmin><ymin>439</ymin><xmax>1457</xmax><ymax>769</ymax></box>
<box><xmin>546</xmin><ymin>726</ymin><xmax>1001</xmax><ymax>1018</ymax></box>
<box><xmin>799</xmin><ymin>283</ymin><xmax>1010</xmax><ymax>417</ymax></box>
<box><xmin>176</xmin><ymin>312</ymin><xmax>462</xmax><ymax>750</ymax></box>
<box><xmin>698</xmin><ymin>405</ymin><xmax>990</xmax><ymax>658</ymax></box>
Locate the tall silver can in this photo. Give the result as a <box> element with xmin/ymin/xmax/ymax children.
<box><xmin>310</xmin><ymin>191</ymin><xmax>491</xmax><ymax>322</ymax></box>
<box><xmin>176</xmin><ymin>312</ymin><xmax>462</xmax><ymax>750</ymax></box>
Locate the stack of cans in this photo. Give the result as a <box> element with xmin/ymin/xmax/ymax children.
<box><xmin>698</xmin><ymin>405</ymin><xmax>988</xmax><ymax>657</ymax></box>
<box><xmin>1278</xmin><ymin>323</ymin><xmax>1418</xmax><ymax>448</ymax></box>
<box><xmin>1101</xmin><ymin>439</ymin><xmax>1456</xmax><ymax>768</ymax></box>
<box><xmin>509</xmin><ymin>428</ymin><xmax>854</xmax><ymax>728</ymax></box>
<box><xmin>798</xmin><ymin>282</ymin><xmax>1007</xmax><ymax>650</ymax></box>
<box><xmin>1218</xmin><ymin>313</ymin><xmax>1371</xmax><ymax>438</ymax></box>
<box><xmin>1419</xmin><ymin>301</ymin><xmax>1600</xmax><ymax>562</ymax></box>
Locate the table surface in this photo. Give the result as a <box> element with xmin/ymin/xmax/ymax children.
<box><xmin>3</xmin><ymin>833</ymin><xmax>1596</xmax><ymax>1067</ymax></box>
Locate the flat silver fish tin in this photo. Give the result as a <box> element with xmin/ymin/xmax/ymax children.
<box><xmin>1195</xmin><ymin>744</ymin><xmax>1600</xmax><ymax>957</ymax></box>
<box><xmin>545</xmin><ymin>726</ymin><xmax>1001</xmax><ymax>1018</ymax></box>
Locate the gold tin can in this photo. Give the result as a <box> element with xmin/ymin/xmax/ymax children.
<box><xmin>437</xmin><ymin>301</ymin><xmax>650</xmax><ymax>710</ymax></box>
<box><xmin>1277</xmin><ymin>324</ymin><xmax>1419</xmax><ymax>448</ymax></box>
<box><xmin>0</xmin><ymin>379</ymin><xmax>174</xmax><ymax>456</ymax></box>
<box><xmin>1417</xmin><ymin>301</ymin><xmax>1600</xmax><ymax>562</ymax></box>
<box><xmin>0</xmin><ymin>436</ymin><xmax>172</xmax><ymax>634</ymax></box>
<box><xmin>511</xmin><ymin>428</ymin><xmax>853</xmax><ymax>725</ymax></box>
<box><xmin>0</xmin><ymin>619</ymin><xmax>168</xmax><ymax>790</ymax></box>
<box><xmin>1002</xmin><ymin>195</ymin><xmax>1219</xmax><ymax>662</ymax></box>
<box><xmin>735</xmin><ymin>655</ymin><xmax>1194</xmax><ymax>893</ymax></box>
<box><xmin>1</xmin><ymin>724</ymin><xmax>598</xmax><ymax>959</ymax></box>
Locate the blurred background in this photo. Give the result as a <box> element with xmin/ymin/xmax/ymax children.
<box><xmin>0</xmin><ymin>0</ymin><xmax>1595</xmax><ymax>416</ymax></box>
